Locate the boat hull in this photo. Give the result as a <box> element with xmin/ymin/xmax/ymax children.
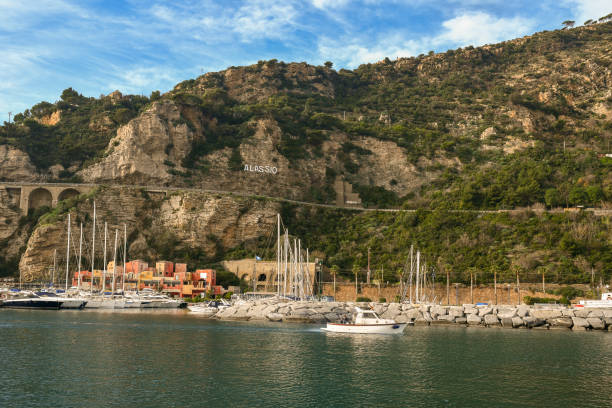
<box><xmin>322</xmin><ymin>323</ymin><xmax>408</xmax><ymax>334</ymax></box>
<box><xmin>58</xmin><ymin>299</ymin><xmax>87</xmax><ymax>309</ymax></box>
<box><xmin>2</xmin><ymin>299</ymin><xmax>63</xmax><ymax>310</ymax></box>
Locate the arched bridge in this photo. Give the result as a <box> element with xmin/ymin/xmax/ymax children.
<box><xmin>0</xmin><ymin>183</ymin><xmax>95</xmax><ymax>214</ymax></box>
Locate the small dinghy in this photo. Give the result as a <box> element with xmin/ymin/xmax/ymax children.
<box><xmin>322</xmin><ymin>307</ymin><xmax>407</xmax><ymax>334</ymax></box>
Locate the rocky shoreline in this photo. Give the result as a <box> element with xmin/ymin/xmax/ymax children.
<box><xmin>208</xmin><ymin>299</ymin><xmax>612</xmax><ymax>331</ymax></box>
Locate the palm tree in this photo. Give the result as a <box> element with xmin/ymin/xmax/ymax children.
<box><xmin>330</xmin><ymin>265</ymin><xmax>339</xmax><ymax>297</ymax></box>
<box><xmin>352</xmin><ymin>263</ymin><xmax>360</xmax><ymax>298</ymax></box>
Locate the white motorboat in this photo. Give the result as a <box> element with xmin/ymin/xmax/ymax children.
<box><xmin>322</xmin><ymin>307</ymin><xmax>407</xmax><ymax>334</ymax></box>
<box><xmin>188</xmin><ymin>299</ymin><xmax>230</xmax><ymax>315</ymax></box>
<box><xmin>576</xmin><ymin>292</ymin><xmax>612</xmax><ymax>308</ymax></box>
<box><xmin>138</xmin><ymin>289</ymin><xmax>186</xmax><ymax>309</ymax></box>
<box><xmin>1</xmin><ymin>291</ymin><xmax>86</xmax><ymax>310</ymax></box>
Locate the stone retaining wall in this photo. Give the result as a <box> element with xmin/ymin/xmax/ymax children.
<box><xmin>210</xmin><ymin>299</ymin><xmax>612</xmax><ymax>331</ymax></box>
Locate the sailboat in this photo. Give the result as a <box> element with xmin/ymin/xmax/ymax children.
<box><xmin>6</xmin><ymin>213</ymin><xmax>88</xmax><ymax>310</ymax></box>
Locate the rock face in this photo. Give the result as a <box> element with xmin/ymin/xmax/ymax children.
<box><xmin>80</xmin><ymin>101</ymin><xmax>193</xmax><ymax>184</ymax></box>
<box><xmin>19</xmin><ymin>186</ymin><xmax>280</xmax><ymax>281</ymax></box>
<box><xmin>188</xmin><ymin>62</ymin><xmax>336</xmax><ymax>104</ymax></box>
<box><xmin>0</xmin><ymin>145</ymin><xmax>39</xmax><ymax>181</ymax></box>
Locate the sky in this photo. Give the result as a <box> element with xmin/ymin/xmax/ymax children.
<box><xmin>0</xmin><ymin>0</ymin><xmax>610</xmax><ymax>122</ymax></box>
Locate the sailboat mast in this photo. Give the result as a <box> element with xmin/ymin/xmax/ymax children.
<box><xmin>102</xmin><ymin>222</ymin><xmax>107</xmax><ymax>293</ymax></box>
<box><xmin>416</xmin><ymin>250</ymin><xmax>420</xmax><ymax>303</ymax></box>
<box><xmin>283</xmin><ymin>230</ymin><xmax>288</xmax><ymax>297</ymax></box>
<box><xmin>122</xmin><ymin>223</ymin><xmax>127</xmax><ymax>293</ymax></box>
<box><xmin>65</xmin><ymin>213</ymin><xmax>71</xmax><ymax>291</ymax></box>
<box><xmin>277</xmin><ymin>213</ymin><xmax>280</xmax><ymax>297</ymax></box>
<box><xmin>90</xmin><ymin>201</ymin><xmax>96</xmax><ymax>295</ymax></box>
<box><xmin>294</xmin><ymin>238</ymin><xmax>298</xmax><ymax>298</ymax></box>
<box><xmin>77</xmin><ymin>223</ymin><xmax>83</xmax><ymax>291</ymax></box>
<box><xmin>409</xmin><ymin>245</ymin><xmax>413</xmax><ymax>304</ymax></box>
<box><xmin>306</xmin><ymin>248</ymin><xmax>310</xmax><ymax>297</ymax></box>
<box><xmin>52</xmin><ymin>249</ymin><xmax>57</xmax><ymax>287</ymax></box>
<box><xmin>112</xmin><ymin>229</ymin><xmax>118</xmax><ymax>293</ymax></box>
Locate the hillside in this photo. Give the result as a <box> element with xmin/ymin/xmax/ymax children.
<box><xmin>2</xmin><ymin>21</ymin><xmax>611</xmax><ymax>209</ymax></box>
<box><xmin>0</xmin><ymin>21</ymin><xmax>611</xmax><ymax>284</ymax></box>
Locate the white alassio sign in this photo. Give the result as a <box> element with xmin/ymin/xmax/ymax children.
<box><xmin>244</xmin><ymin>164</ymin><xmax>278</xmax><ymax>174</ymax></box>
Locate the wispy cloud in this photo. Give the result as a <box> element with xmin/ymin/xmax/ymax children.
<box><xmin>317</xmin><ymin>10</ymin><xmax>535</xmax><ymax>67</ymax></box>
<box><xmin>0</xmin><ymin>0</ymin><xmax>600</xmax><ymax>122</ymax></box>
<box><xmin>563</xmin><ymin>0</ymin><xmax>611</xmax><ymax>24</ymax></box>
<box><xmin>434</xmin><ymin>12</ymin><xmax>535</xmax><ymax>47</ymax></box>
<box><xmin>311</xmin><ymin>0</ymin><xmax>350</xmax><ymax>10</ymax></box>
<box><xmin>233</xmin><ymin>0</ymin><xmax>301</xmax><ymax>40</ymax></box>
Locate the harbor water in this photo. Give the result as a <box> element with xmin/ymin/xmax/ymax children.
<box><xmin>1</xmin><ymin>309</ymin><xmax>611</xmax><ymax>407</ymax></box>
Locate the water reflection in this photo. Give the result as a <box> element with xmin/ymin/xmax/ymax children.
<box><xmin>0</xmin><ymin>311</ymin><xmax>611</xmax><ymax>408</ymax></box>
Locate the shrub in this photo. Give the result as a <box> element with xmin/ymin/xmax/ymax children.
<box><xmin>523</xmin><ymin>296</ymin><xmax>558</xmax><ymax>305</ymax></box>
<box><xmin>379</xmin><ymin>297</ymin><xmax>387</xmax><ymax>303</ymax></box>
<box><xmin>554</xmin><ymin>286</ymin><xmax>584</xmax><ymax>300</ymax></box>
<box><xmin>356</xmin><ymin>296</ymin><xmax>372</xmax><ymax>302</ymax></box>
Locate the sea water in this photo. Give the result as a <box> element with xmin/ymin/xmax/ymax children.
<box><xmin>1</xmin><ymin>309</ymin><xmax>611</xmax><ymax>407</ymax></box>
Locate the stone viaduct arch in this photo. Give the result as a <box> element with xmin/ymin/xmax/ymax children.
<box><xmin>28</xmin><ymin>188</ymin><xmax>53</xmax><ymax>210</ymax></box>
<box><xmin>57</xmin><ymin>188</ymin><xmax>80</xmax><ymax>202</ymax></box>
<box><xmin>0</xmin><ymin>183</ymin><xmax>95</xmax><ymax>214</ymax></box>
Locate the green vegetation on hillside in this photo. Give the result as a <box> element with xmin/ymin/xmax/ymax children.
<box><xmin>1</xmin><ymin>88</ymin><xmax>150</xmax><ymax>173</ymax></box>
<box><xmin>2</xmin><ymin>23</ymin><xmax>611</xmax><ymax>208</ymax></box>
<box><xmin>275</xmin><ymin>204</ymin><xmax>611</xmax><ymax>286</ymax></box>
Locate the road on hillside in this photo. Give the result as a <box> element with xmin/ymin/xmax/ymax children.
<box><xmin>2</xmin><ymin>181</ymin><xmax>611</xmax><ymax>215</ymax></box>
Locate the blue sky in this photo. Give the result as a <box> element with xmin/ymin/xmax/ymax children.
<box><xmin>0</xmin><ymin>0</ymin><xmax>609</xmax><ymax>122</ymax></box>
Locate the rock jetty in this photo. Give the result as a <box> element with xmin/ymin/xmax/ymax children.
<box><xmin>211</xmin><ymin>299</ymin><xmax>612</xmax><ymax>331</ymax></box>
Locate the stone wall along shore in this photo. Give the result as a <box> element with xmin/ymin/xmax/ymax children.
<box><xmin>212</xmin><ymin>299</ymin><xmax>612</xmax><ymax>331</ymax></box>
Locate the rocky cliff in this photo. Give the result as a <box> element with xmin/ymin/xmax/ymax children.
<box><xmin>0</xmin><ymin>145</ymin><xmax>39</xmax><ymax>181</ymax></box>
<box><xmin>17</xmin><ymin>186</ymin><xmax>280</xmax><ymax>282</ymax></box>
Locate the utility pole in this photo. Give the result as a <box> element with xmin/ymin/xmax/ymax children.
<box><xmin>8</xmin><ymin>112</ymin><xmax>12</xmax><ymax>123</ymax></box>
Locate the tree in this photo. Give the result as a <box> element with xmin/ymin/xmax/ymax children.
<box><xmin>544</xmin><ymin>188</ymin><xmax>561</xmax><ymax>208</ymax></box>
<box><xmin>330</xmin><ymin>265</ymin><xmax>339</xmax><ymax>297</ymax></box>
<box><xmin>352</xmin><ymin>263</ymin><xmax>360</xmax><ymax>297</ymax></box>
<box><xmin>228</xmin><ymin>148</ymin><xmax>243</xmax><ymax>171</ymax></box>
<box><xmin>324</xmin><ymin>61</ymin><xmax>333</xmax><ymax>69</ymax></box>
<box><xmin>585</xmin><ymin>185</ymin><xmax>603</xmax><ymax>205</ymax></box>
<box><xmin>150</xmin><ymin>90</ymin><xmax>161</xmax><ymax>101</ymax></box>
<box><xmin>569</xmin><ymin>186</ymin><xmax>587</xmax><ymax>206</ymax></box>
<box><xmin>562</xmin><ymin>20</ymin><xmax>575</xmax><ymax>29</ymax></box>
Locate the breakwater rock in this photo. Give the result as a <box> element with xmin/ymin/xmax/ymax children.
<box><xmin>211</xmin><ymin>299</ymin><xmax>612</xmax><ymax>331</ymax></box>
